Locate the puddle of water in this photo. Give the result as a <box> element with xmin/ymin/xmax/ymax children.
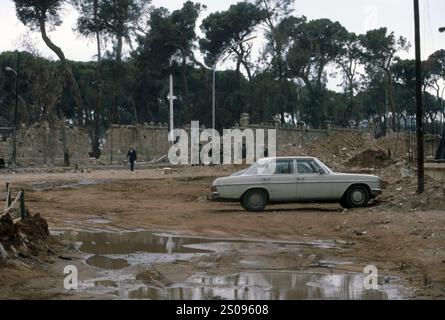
<box><xmin>84</xmin><ymin>219</ymin><xmax>112</xmax><ymax>225</ymax></box>
<box><xmin>60</xmin><ymin>230</ymin><xmax>213</xmax><ymax>255</ymax></box>
<box><xmin>128</xmin><ymin>272</ymin><xmax>402</xmax><ymax>300</ymax></box>
<box><xmin>59</xmin><ymin>230</ymin><xmax>214</xmax><ymax>269</ymax></box>
<box><xmin>86</xmin><ymin>255</ymin><xmax>130</xmax><ymax>270</ymax></box>
<box><xmin>59</xmin><ymin>230</ymin><xmax>406</xmax><ymax>300</ymax></box>
<box><xmin>94</xmin><ymin>280</ymin><xmax>118</xmax><ymax>288</ymax></box>
<box><xmin>31</xmin><ymin>179</ymin><xmax>103</xmax><ymax>191</ymax></box>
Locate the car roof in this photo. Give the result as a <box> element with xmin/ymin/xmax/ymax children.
<box><xmin>261</xmin><ymin>156</ymin><xmax>317</xmax><ymax>161</ymax></box>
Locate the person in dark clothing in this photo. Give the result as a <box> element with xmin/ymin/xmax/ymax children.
<box><xmin>127</xmin><ymin>147</ymin><xmax>137</xmax><ymax>172</ymax></box>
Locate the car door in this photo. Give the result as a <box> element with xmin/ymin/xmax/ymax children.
<box><xmin>259</xmin><ymin>159</ymin><xmax>297</xmax><ymax>201</ymax></box>
<box><xmin>296</xmin><ymin>159</ymin><xmax>333</xmax><ymax>201</ymax></box>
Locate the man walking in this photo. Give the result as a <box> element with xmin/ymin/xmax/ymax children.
<box><xmin>127</xmin><ymin>147</ymin><xmax>137</xmax><ymax>172</ymax></box>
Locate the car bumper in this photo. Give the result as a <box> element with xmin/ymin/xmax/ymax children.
<box><xmin>370</xmin><ymin>188</ymin><xmax>382</xmax><ymax>198</ymax></box>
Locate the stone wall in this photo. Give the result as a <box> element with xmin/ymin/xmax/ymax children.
<box><xmin>245</xmin><ymin>124</ymin><xmax>351</xmax><ymax>150</ymax></box>
<box><xmin>15</xmin><ymin>122</ymin><xmax>91</xmax><ymax>166</ymax></box>
<box><xmin>101</xmin><ymin>124</ymin><xmax>170</xmax><ymax>164</ymax></box>
<box><xmin>3</xmin><ymin>121</ymin><xmax>439</xmax><ymax>168</ymax></box>
<box><xmin>0</xmin><ymin>123</ymin><xmax>91</xmax><ymax>167</ymax></box>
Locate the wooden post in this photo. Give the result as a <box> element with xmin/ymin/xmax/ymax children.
<box><xmin>5</xmin><ymin>183</ymin><xmax>11</xmax><ymax>208</ymax></box>
<box><xmin>20</xmin><ymin>189</ymin><xmax>26</xmax><ymax>220</ymax></box>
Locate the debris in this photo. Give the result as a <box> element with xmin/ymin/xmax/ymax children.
<box><xmin>351</xmin><ymin>229</ymin><xmax>367</xmax><ymax>236</ymax></box>
<box><xmin>0</xmin><ymin>243</ymin><xmax>9</xmax><ymax>262</ymax></box>
<box><xmin>58</xmin><ymin>256</ymin><xmax>73</xmax><ymax>261</ymax></box>
<box><xmin>0</xmin><ymin>212</ymin><xmax>51</xmax><ymax>263</ymax></box>
<box><xmin>163</xmin><ymin>167</ymin><xmax>173</xmax><ymax>175</ymax></box>
<box><xmin>401</xmin><ymin>167</ymin><xmax>413</xmax><ymax>178</ymax></box>
<box><xmin>18</xmin><ymin>243</ymin><xmax>32</xmax><ymax>258</ymax></box>
<box><xmin>196</xmin><ymin>196</ymin><xmax>209</xmax><ymax>203</ymax></box>
<box><xmin>346</xmin><ymin>149</ymin><xmax>392</xmax><ymax>168</ymax></box>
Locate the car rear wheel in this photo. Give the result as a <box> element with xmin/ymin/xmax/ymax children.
<box><xmin>341</xmin><ymin>185</ymin><xmax>370</xmax><ymax>208</ymax></box>
<box><xmin>241</xmin><ymin>189</ymin><xmax>268</xmax><ymax>212</ymax></box>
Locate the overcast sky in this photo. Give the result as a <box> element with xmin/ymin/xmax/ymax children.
<box><xmin>0</xmin><ymin>0</ymin><xmax>444</xmax><ymax>63</ymax></box>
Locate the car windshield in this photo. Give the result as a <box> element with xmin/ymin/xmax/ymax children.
<box><xmin>244</xmin><ymin>158</ymin><xmax>269</xmax><ymax>175</ymax></box>
<box><xmin>315</xmin><ymin>158</ymin><xmax>334</xmax><ymax>174</ymax></box>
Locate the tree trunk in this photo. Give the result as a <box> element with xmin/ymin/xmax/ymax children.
<box><xmin>39</xmin><ymin>18</ymin><xmax>84</xmax><ymax>126</ymax></box>
<box><xmin>111</xmin><ymin>35</ymin><xmax>124</xmax><ymax>124</ymax></box>
<box><xmin>60</xmin><ymin>116</ymin><xmax>70</xmax><ymax>166</ymax></box>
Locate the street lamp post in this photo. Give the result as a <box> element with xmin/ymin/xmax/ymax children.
<box><xmin>5</xmin><ymin>52</ymin><xmax>20</xmax><ymax>167</ymax></box>
<box><xmin>210</xmin><ymin>36</ymin><xmax>256</xmax><ymax>131</ymax></box>
<box><xmin>212</xmin><ymin>65</ymin><xmax>216</xmax><ymax>131</ymax></box>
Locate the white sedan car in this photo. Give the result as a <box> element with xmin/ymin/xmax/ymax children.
<box><xmin>211</xmin><ymin>157</ymin><xmax>382</xmax><ymax>212</ymax></box>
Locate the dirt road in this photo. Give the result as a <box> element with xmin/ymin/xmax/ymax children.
<box><xmin>1</xmin><ymin>166</ymin><xmax>444</xmax><ymax>299</ymax></box>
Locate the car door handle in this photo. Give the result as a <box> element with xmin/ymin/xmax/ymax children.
<box><xmin>262</xmin><ymin>178</ymin><xmax>272</xmax><ymax>181</ymax></box>
<box><xmin>296</xmin><ymin>178</ymin><xmax>305</xmax><ymax>181</ymax></box>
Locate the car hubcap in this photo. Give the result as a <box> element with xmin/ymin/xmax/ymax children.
<box><xmin>351</xmin><ymin>189</ymin><xmax>365</xmax><ymax>204</ymax></box>
<box><xmin>249</xmin><ymin>194</ymin><xmax>263</xmax><ymax>208</ymax></box>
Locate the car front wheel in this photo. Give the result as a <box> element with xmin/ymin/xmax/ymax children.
<box><xmin>241</xmin><ymin>189</ymin><xmax>268</xmax><ymax>212</ymax></box>
<box><xmin>341</xmin><ymin>185</ymin><xmax>370</xmax><ymax>208</ymax></box>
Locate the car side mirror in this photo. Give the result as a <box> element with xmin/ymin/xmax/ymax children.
<box><xmin>318</xmin><ymin>168</ymin><xmax>325</xmax><ymax>174</ymax></box>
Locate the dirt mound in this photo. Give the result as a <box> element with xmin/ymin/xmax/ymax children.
<box><xmin>280</xmin><ymin>131</ymin><xmax>378</xmax><ymax>171</ymax></box>
<box><xmin>346</xmin><ymin>149</ymin><xmax>393</xmax><ymax>168</ymax></box>
<box><xmin>0</xmin><ymin>214</ymin><xmax>17</xmax><ymax>239</ymax></box>
<box><xmin>309</xmin><ymin>131</ymin><xmax>374</xmax><ymax>156</ymax></box>
<box><xmin>0</xmin><ymin>212</ymin><xmax>51</xmax><ymax>262</ymax></box>
<box><xmin>16</xmin><ymin>213</ymin><xmax>49</xmax><ymax>242</ymax></box>
<box><xmin>375</xmin><ymin>134</ymin><xmax>410</xmax><ymax>159</ymax></box>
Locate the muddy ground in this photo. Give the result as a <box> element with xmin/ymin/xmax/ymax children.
<box><xmin>0</xmin><ymin>164</ymin><xmax>444</xmax><ymax>299</ymax></box>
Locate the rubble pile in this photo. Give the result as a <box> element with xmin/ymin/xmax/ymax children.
<box><xmin>0</xmin><ymin>212</ymin><xmax>51</xmax><ymax>264</ymax></box>
<box><xmin>280</xmin><ymin>131</ymin><xmax>444</xmax><ymax>211</ymax></box>
<box><xmin>346</xmin><ymin>149</ymin><xmax>393</xmax><ymax>168</ymax></box>
<box><xmin>378</xmin><ymin>174</ymin><xmax>445</xmax><ymax>212</ymax></box>
<box><xmin>280</xmin><ymin>131</ymin><xmax>381</xmax><ymax>170</ymax></box>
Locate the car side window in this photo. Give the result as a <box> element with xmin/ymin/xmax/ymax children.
<box><xmin>273</xmin><ymin>160</ymin><xmax>294</xmax><ymax>174</ymax></box>
<box><xmin>297</xmin><ymin>160</ymin><xmax>320</xmax><ymax>174</ymax></box>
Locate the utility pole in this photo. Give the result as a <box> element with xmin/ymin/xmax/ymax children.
<box><xmin>5</xmin><ymin>52</ymin><xmax>20</xmax><ymax>166</ymax></box>
<box><xmin>414</xmin><ymin>0</ymin><xmax>424</xmax><ymax>194</ymax></box>
<box><xmin>212</xmin><ymin>67</ymin><xmax>216</xmax><ymax>131</ymax></box>
<box><xmin>168</xmin><ymin>74</ymin><xmax>176</xmax><ymax>144</ymax></box>
<box><xmin>13</xmin><ymin>52</ymin><xmax>20</xmax><ymax>166</ymax></box>
<box><xmin>435</xmin><ymin>27</ymin><xmax>445</xmax><ymax>160</ymax></box>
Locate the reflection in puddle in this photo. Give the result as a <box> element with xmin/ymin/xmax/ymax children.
<box><xmin>61</xmin><ymin>230</ymin><xmax>213</xmax><ymax>255</ymax></box>
<box><xmin>128</xmin><ymin>272</ymin><xmax>398</xmax><ymax>300</ymax></box>
<box><xmin>86</xmin><ymin>255</ymin><xmax>130</xmax><ymax>269</ymax></box>
<box><xmin>94</xmin><ymin>280</ymin><xmax>118</xmax><ymax>288</ymax></box>
<box><xmin>60</xmin><ymin>230</ymin><xmax>213</xmax><ymax>269</ymax></box>
<box><xmin>59</xmin><ymin>230</ymin><xmax>406</xmax><ymax>300</ymax></box>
